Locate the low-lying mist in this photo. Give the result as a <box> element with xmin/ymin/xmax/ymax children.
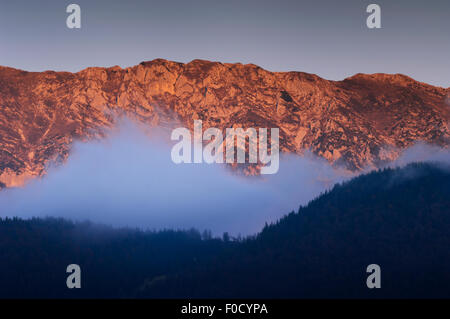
<box><xmin>0</xmin><ymin>120</ymin><xmax>448</xmax><ymax>236</ymax></box>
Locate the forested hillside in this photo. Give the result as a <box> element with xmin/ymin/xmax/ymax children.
<box><xmin>1</xmin><ymin>162</ymin><xmax>449</xmax><ymax>298</ymax></box>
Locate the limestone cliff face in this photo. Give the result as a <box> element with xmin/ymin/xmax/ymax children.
<box><xmin>0</xmin><ymin>59</ymin><xmax>449</xmax><ymax>186</ymax></box>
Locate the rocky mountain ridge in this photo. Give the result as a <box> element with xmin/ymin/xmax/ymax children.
<box><xmin>0</xmin><ymin>59</ymin><xmax>449</xmax><ymax>186</ymax></box>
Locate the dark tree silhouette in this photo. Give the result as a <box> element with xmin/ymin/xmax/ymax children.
<box><xmin>0</xmin><ymin>162</ymin><xmax>449</xmax><ymax>298</ymax></box>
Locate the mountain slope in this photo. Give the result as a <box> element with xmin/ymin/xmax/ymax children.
<box><xmin>0</xmin><ymin>60</ymin><xmax>449</xmax><ymax>185</ymax></box>
<box><xmin>139</xmin><ymin>162</ymin><xmax>450</xmax><ymax>298</ymax></box>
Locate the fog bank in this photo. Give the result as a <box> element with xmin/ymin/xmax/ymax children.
<box><xmin>0</xmin><ymin>121</ymin><xmax>448</xmax><ymax>236</ymax></box>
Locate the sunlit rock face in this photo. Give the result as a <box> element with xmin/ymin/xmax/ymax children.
<box><xmin>0</xmin><ymin>59</ymin><xmax>449</xmax><ymax>186</ymax></box>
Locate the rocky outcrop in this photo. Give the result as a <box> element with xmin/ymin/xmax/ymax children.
<box><xmin>0</xmin><ymin>59</ymin><xmax>449</xmax><ymax>186</ymax></box>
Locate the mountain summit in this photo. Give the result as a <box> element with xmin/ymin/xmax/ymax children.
<box><xmin>0</xmin><ymin>59</ymin><xmax>449</xmax><ymax>186</ymax></box>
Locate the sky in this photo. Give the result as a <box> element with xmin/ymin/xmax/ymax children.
<box><xmin>0</xmin><ymin>0</ymin><xmax>449</xmax><ymax>87</ymax></box>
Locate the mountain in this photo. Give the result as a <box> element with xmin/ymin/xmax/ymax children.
<box><xmin>0</xmin><ymin>59</ymin><xmax>449</xmax><ymax>186</ymax></box>
<box><xmin>0</xmin><ymin>162</ymin><xmax>449</xmax><ymax>298</ymax></box>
